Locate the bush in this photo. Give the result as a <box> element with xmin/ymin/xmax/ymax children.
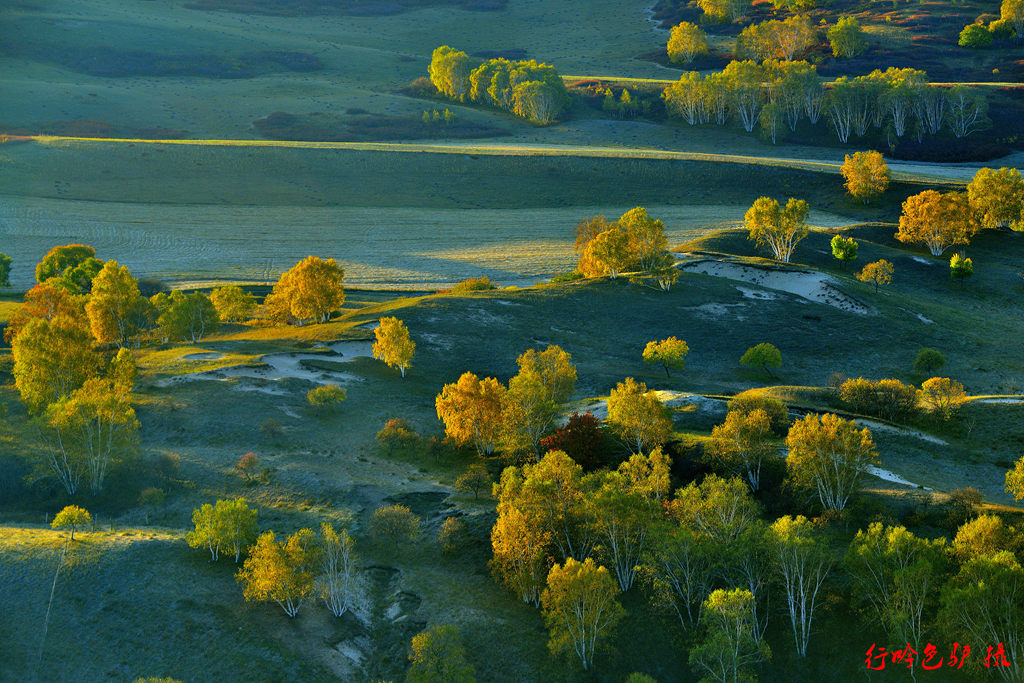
<box><xmin>450</xmin><ymin>276</ymin><xmax>498</xmax><ymax>294</ymax></box>
<box><xmin>376</xmin><ymin>418</ymin><xmax>421</xmax><ymax>455</ymax></box>
<box><xmin>371</xmin><ymin>504</ymin><xmax>421</xmax><ymax>543</ymax></box>
<box><xmin>139</xmin><ymin>487</ymin><xmax>166</xmax><ymax>506</ymax></box>
<box><xmin>259</xmin><ymin>418</ymin><xmax>284</xmax><ymax>441</ymax></box>
<box><xmin>959</xmin><ymin>23</ymin><xmax>994</xmax><ymax>48</ymax></box>
<box><xmin>913</xmin><ymin>349</ymin><xmax>946</xmax><ymax>375</ymax></box>
<box><xmin>235</xmin><ymin>452</ymin><xmax>258</xmax><ymax>480</ymax></box>
<box><xmin>438</xmin><ymin>516</ymin><xmax>469</xmax><ymax>554</ymax></box>
<box><xmin>988</xmin><ymin>18</ymin><xmax>1016</xmax><ymax>39</ymax></box>
<box><xmin>539</xmin><ymin>412</ymin><xmax>613</xmax><ymax>470</ymax></box>
<box><xmin>725</xmin><ymin>394</ymin><xmax>790</xmax><ymax>435</ymax></box>
<box><xmin>839</xmin><ymin>378</ymin><xmax>918</xmax><ymax>421</ymax></box>
<box><xmin>945</xmin><ymin>487</ymin><xmax>982</xmax><ymax>531</ymax></box>
<box><xmin>550</xmin><ymin>270</ymin><xmax>585</xmax><ymax>283</ymax></box>
<box><xmin>307</xmin><ymin>384</ymin><xmax>347</xmax><ymax>413</ymax></box>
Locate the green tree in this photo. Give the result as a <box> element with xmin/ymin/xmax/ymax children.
<box><xmin>726</xmin><ymin>394</ymin><xmax>790</xmax><ymax>435</ymax></box>
<box><xmin>668</xmin><ymin>22</ymin><xmax>708</xmax><ymax>64</ymax></box>
<box><xmin>740</xmin><ymin>342</ymin><xmax>782</xmax><ymax>379</ymax></box>
<box><xmin>307</xmin><ymin>384</ymin><xmax>347</xmax><ymax>414</ymax></box>
<box><xmin>645</xmin><ymin>518</ymin><xmax>713</xmax><ymax>630</ymax></box>
<box><xmin>186</xmin><ymin>498</ymin><xmax>259</xmax><ymax>563</ymax></box>
<box><xmin>950</xmin><ymin>253</ymin><xmax>974</xmax><ymax>287</ymax></box>
<box><xmin>455</xmin><ymin>463</ymin><xmax>491</xmax><ymax>499</ymax></box>
<box><xmin>155</xmin><ymin>290</ymin><xmax>219</xmax><ymax>344</ymax></box>
<box><xmin>588</xmin><ymin>469</ymin><xmax>659</xmax><ymax>592</ymax></box>
<box><xmin>579</xmin><ymin>226</ymin><xmax>631</xmax><ymax>278</ymax></box>
<box><xmin>744</xmin><ymin>196</ymin><xmax>809</xmax><ymax>262</ymax></box>
<box><xmin>407</xmin><ymin>624</ymin><xmax>477</xmax><ymax>683</ymax></box>
<box><xmin>857</xmin><ymin>259</ymin><xmax>893</xmax><ymax>294</ymax></box>
<box><xmin>371</xmin><ymin>504</ymin><xmax>421</xmax><ymax>544</ymax></box>
<box><xmin>541</xmin><ymin>557</ymin><xmax>625</xmax><ymax>671</ymax></box>
<box><xmin>830</xmin><ymin>235</ymin><xmax>859</xmax><ymax>269</ymax></box>
<box><xmin>913</xmin><ymin>348</ymin><xmax>946</xmax><ymax>374</ymax></box>
<box><xmin>12</xmin><ymin>315</ymin><xmax>100</xmax><ymax>414</ymax></box>
<box><xmin>45</xmin><ymin>376</ymin><xmax>139</xmax><ymax>494</ymax></box>
<box><xmin>237</xmin><ymin>529</ymin><xmax>319</xmax><ymax>617</ymax></box>
<box><xmin>841</xmin><ymin>151</ymin><xmax>889</xmax><ymax>203</ymax></box>
<box><xmin>210</xmin><ymin>285</ymin><xmax>256</xmax><ymax>323</ymax></box>
<box><xmin>263</xmin><ymin>256</ymin><xmax>345</xmax><ymax>325</ymax></box>
<box><xmin>642</xmin><ymin>337</ymin><xmax>689</xmax><ymax>378</ymax></box>
<box><xmin>607</xmin><ymin>377</ymin><xmax>673</xmax><ymax>455</ymax></box>
<box><xmin>960</xmin><ymin>23</ymin><xmax>994</xmax><ymax>47</ymax></box>
<box><xmin>845</xmin><ymin>522</ymin><xmax>947</xmax><ymax>646</ymax></box>
<box><xmin>428</xmin><ymin>46</ymin><xmax>473</xmax><ymax>101</ymax></box>
<box><xmin>770</xmin><ymin>515</ymin><xmax>832</xmax><ymax>657</ymax></box>
<box><xmin>51</xmin><ymin>505</ymin><xmax>92</xmax><ymax>541</ymax></box>
<box><xmin>0</xmin><ymin>252</ymin><xmax>11</xmax><ymax>287</ymax></box>
<box><xmin>373</xmin><ymin>316</ymin><xmax>416</xmax><ymax>378</ymax></box>
<box><xmin>827</xmin><ymin>16</ymin><xmax>866</xmax><ymax>57</ymax></box>
<box><xmin>689</xmin><ymin>588</ymin><xmax>770</xmax><ymax>683</ymax></box>
<box><xmin>4</xmin><ymin>283</ymin><xmax>84</xmax><ymax>344</ymax></box>
<box><xmin>501</xmin><ymin>345</ymin><xmax>577</xmax><ymax>455</ymax></box>
<box><xmin>786</xmin><ymin>413</ymin><xmax>878</xmax><ymax>511</ymax></box>
<box><xmin>35</xmin><ymin>244</ymin><xmax>104</xmax><ymax>294</ymax></box>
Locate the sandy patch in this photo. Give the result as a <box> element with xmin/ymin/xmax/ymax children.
<box><xmin>971</xmin><ymin>397</ymin><xmax>1024</xmax><ymax>404</ymax></box>
<box><xmin>911</xmin><ymin>256</ymin><xmax>933</xmax><ymax>265</ymax></box>
<box><xmin>866</xmin><ymin>465</ymin><xmax>932</xmax><ymax>491</ymax></box>
<box><xmin>567</xmin><ymin>390</ymin><xmax>724</xmax><ymax>423</ymax></box>
<box><xmin>680</xmin><ymin>260</ymin><xmax>870</xmax><ymax>314</ymax></box>
<box><xmin>736</xmin><ymin>287</ymin><xmax>777</xmax><ymax>301</ymax></box>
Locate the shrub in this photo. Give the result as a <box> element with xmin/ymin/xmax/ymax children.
<box><xmin>988</xmin><ymin>18</ymin><xmax>1015</xmax><ymax>39</ymax></box>
<box><xmin>376</xmin><ymin>418</ymin><xmax>421</xmax><ymax>455</ymax></box>
<box><xmin>307</xmin><ymin>384</ymin><xmax>347</xmax><ymax>413</ymax></box>
<box><xmin>726</xmin><ymin>394</ymin><xmax>790</xmax><ymax>435</ymax></box>
<box><xmin>455</xmin><ymin>464</ymin><xmax>492</xmax><ymax>498</ymax></box>
<box><xmin>438</xmin><ymin>516</ymin><xmax>469</xmax><ymax>554</ymax></box>
<box><xmin>235</xmin><ymin>452</ymin><xmax>258</xmax><ymax>480</ymax></box>
<box><xmin>139</xmin><ymin>487</ymin><xmax>166</xmax><ymax>506</ymax></box>
<box><xmin>913</xmin><ymin>349</ymin><xmax>946</xmax><ymax>375</ymax></box>
<box><xmin>839</xmin><ymin>378</ymin><xmax>918</xmax><ymax>421</ymax></box>
<box><xmin>551</xmin><ymin>270</ymin><xmax>585</xmax><ymax>283</ymax></box>
<box><xmin>946</xmin><ymin>487</ymin><xmax>983</xmax><ymax>531</ymax></box>
<box><xmin>259</xmin><ymin>418</ymin><xmax>284</xmax><ymax>441</ymax></box>
<box><xmin>959</xmin><ymin>23</ymin><xmax>994</xmax><ymax>48</ymax></box>
<box><xmin>371</xmin><ymin>504</ymin><xmax>421</xmax><ymax>543</ymax></box>
<box><xmin>451</xmin><ymin>276</ymin><xmax>498</xmax><ymax>294</ymax></box>
<box><xmin>539</xmin><ymin>412</ymin><xmax>612</xmax><ymax>470</ymax></box>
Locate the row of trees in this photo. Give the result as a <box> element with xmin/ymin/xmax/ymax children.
<box><xmin>427</xmin><ymin>46</ymin><xmax>570</xmax><ymax>125</ymax></box>
<box><xmin>669</xmin><ymin>16</ymin><xmax>865</xmax><ymax>64</ymax></box>
<box><xmin>663</xmin><ymin>61</ymin><xmax>988</xmax><ymax>143</ymax></box>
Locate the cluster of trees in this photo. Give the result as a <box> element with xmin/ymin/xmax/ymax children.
<box><xmin>668</xmin><ymin>15</ymin><xmax>864</xmax><ymax>64</ymax></box>
<box><xmin>186</xmin><ymin>498</ymin><xmax>358</xmax><ymax>619</ymax></box>
<box><xmin>427</xmin><ymin>46</ymin><xmax>569</xmax><ymax>125</ymax></box>
<box><xmin>573</xmin><ymin>208</ymin><xmax>678</xmax><ymax>290</ymax></box>
<box><xmin>663</xmin><ymin>62</ymin><xmax>988</xmax><ymax>144</ymax></box>
<box><xmin>959</xmin><ymin>0</ymin><xmax>1023</xmax><ymax>47</ymax></box>
<box><xmin>838</xmin><ymin>376</ymin><xmax>967</xmax><ymax>421</ymax></box>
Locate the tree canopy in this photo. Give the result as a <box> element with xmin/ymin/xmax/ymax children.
<box><xmin>372</xmin><ymin>316</ymin><xmax>415</xmax><ymax>378</ymax></box>
<box><xmin>264</xmin><ymin>256</ymin><xmax>345</xmax><ymax>325</ymax></box>
<box><xmin>897</xmin><ymin>190</ymin><xmax>979</xmax><ymax>256</ymax></box>
<box><xmin>841</xmin><ymin>151</ymin><xmax>889</xmax><ymax>203</ymax></box>
<box><xmin>744</xmin><ymin>197</ymin><xmax>809</xmax><ymax>262</ymax></box>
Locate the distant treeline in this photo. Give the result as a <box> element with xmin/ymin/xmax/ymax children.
<box><xmin>663</xmin><ymin>61</ymin><xmax>989</xmax><ymax>144</ymax></box>
<box><xmin>427</xmin><ymin>46</ymin><xmax>570</xmax><ymax>125</ymax></box>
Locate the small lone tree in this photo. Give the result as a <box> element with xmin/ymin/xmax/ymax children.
<box><xmin>740</xmin><ymin>343</ymin><xmax>782</xmax><ymax>379</ymax></box>
<box><xmin>319</xmin><ymin>522</ymin><xmax>357</xmax><ymax>617</ymax></box>
<box><xmin>841</xmin><ymin>151</ymin><xmax>890</xmax><ymax>203</ymax></box>
<box><xmin>857</xmin><ymin>259</ymin><xmax>893</xmax><ymax>294</ymax></box>
<box><xmin>307</xmin><ymin>384</ymin><xmax>346</xmax><ymax>414</ymax></box>
<box><xmin>372</xmin><ymin>316</ymin><xmax>415</xmax><ymax>378</ymax></box>
<box><xmin>407</xmin><ymin>624</ymin><xmax>477</xmax><ymax>683</ymax></box>
<box><xmin>541</xmin><ymin>557</ymin><xmax>625</xmax><ymax>671</ymax></box>
<box><xmin>642</xmin><ymin>337</ymin><xmax>690</xmax><ymax>378</ymax></box>
<box><xmin>913</xmin><ymin>349</ymin><xmax>946</xmax><ymax>375</ymax></box>
<box><xmin>235</xmin><ymin>452</ymin><xmax>258</xmax><ymax>480</ymax></box>
<box><xmin>667</xmin><ymin>22</ymin><xmax>709</xmax><ymax>64</ymax></box>
<box><xmin>237</xmin><ymin>529</ymin><xmax>319</xmax><ymax>618</ymax></box>
<box><xmin>744</xmin><ymin>197</ymin><xmax>809</xmax><ymax>263</ymax></box>
<box><xmin>455</xmin><ymin>464</ymin><xmax>491</xmax><ymax>499</ymax></box>
<box><xmin>830</xmin><ymin>235</ymin><xmax>858</xmax><ymax>270</ymax></box>
<box><xmin>950</xmin><ymin>253</ymin><xmax>974</xmax><ymax>287</ymax></box>
<box><xmin>371</xmin><ymin>504</ymin><xmax>421</xmax><ymax>544</ymax></box>
<box><xmin>51</xmin><ymin>505</ymin><xmax>91</xmax><ymax>541</ymax></box>
<box><xmin>376</xmin><ymin>417</ymin><xmax>420</xmax><ymax>455</ymax></box>
<box><xmin>1007</xmin><ymin>456</ymin><xmax>1024</xmax><ymax>501</ymax></box>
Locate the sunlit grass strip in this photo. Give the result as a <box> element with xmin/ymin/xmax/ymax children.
<box><xmin>21</xmin><ymin>134</ymin><xmax>847</xmax><ymax>174</ymax></box>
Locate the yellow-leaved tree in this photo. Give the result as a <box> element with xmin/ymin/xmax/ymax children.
<box><xmin>786</xmin><ymin>413</ymin><xmax>878</xmax><ymax>511</ymax></box>
<box><xmin>435</xmin><ymin>372</ymin><xmax>506</xmax><ymax>456</ymax></box>
<box><xmin>841</xmin><ymin>151</ymin><xmax>890</xmax><ymax>203</ymax></box>
<box><xmin>744</xmin><ymin>196</ymin><xmax>809</xmax><ymax>262</ymax></box>
<box><xmin>541</xmin><ymin>557</ymin><xmax>625</xmax><ymax>671</ymax></box>
<box><xmin>667</xmin><ymin>22</ymin><xmax>708</xmax><ymax>64</ymax></box>
<box><xmin>4</xmin><ymin>283</ymin><xmax>84</xmax><ymax>344</ymax></box>
<box><xmin>12</xmin><ymin>315</ymin><xmax>100</xmax><ymax>414</ymax></box>
<box><xmin>264</xmin><ymin>256</ymin><xmax>345</xmax><ymax>325</ymax></box>
<box><xmin>372</xmin><ymin>316</ymin><xmax>415</xmax><ymax>378</ymax></box>
<box><xmin>607</xmin><ymin>378</ymin><xmax>672</xmax><ymax>454</ymax></box>
<box><xmin>857</xmin><ymin>259</ymin><xmax>894</xmax><ymax>294</ymax></box>
<box><xmin>85</xmin><ymin>260</ymin><xmax>149</xmax><ymax>348</ymax></box>
<box><xmin>237</xmin><ymin>529</ymin><xmax>319</xmax><ymax>618</ymax></box>
<box><xmin>319</xmin><ymin>522</ymin><xmax>357</xmax><ymax>617</ymax></box>
<box><xmin>896</xmin><ymin>190</ymin><xmax>979</xmax><ymax>255</ymax></box>
<box><xmin>501</xmin><ymin>345</ymin><xmax>577</xmax><ymax>454</ymax></box>
<box><xmin>407</xmin><ymin>624</ymin><xmax>477</xmax><ymax>683</ymax></box>
<box><xmin>642</xmin><ymin>337</ymin><xmax>689</xmax><ymax>378</ymax></box>
<box><xmin>51</xmin><ymin>505</ymin><xmax>92</xmax><ymax>541</ymax></box>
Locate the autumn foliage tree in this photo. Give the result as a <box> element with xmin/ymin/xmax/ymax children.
<box><xmin>668</xmin><ymin>22</ymin><xmax>708</xmax><ymax>63</ymax></box>
<box><xmin>606</xmin><ymin>377</ymin><xmax>673</xmax><ymax>454</ymax></box>
<box><xmin>857</xmin><ymin>259</ymin><xmax>893</xmax><ymax>293</ymax></box>
<box><xmin>919</xmin><ymin>377</ymin><xmax>967</xmax><ymax>419</ymax></box>
<box><xmin>841</xmin><ymin>151</ymin><xmax>889</xmax><ymax>203</ymax></box>
<box><xmin>35</xmin><ymin>244</ymin><xmax>104</xmax><ymax>294</ymax></box>
<box><xmin>967</xmin><ymin>167</ymin><xmax>1024</xmax><ymax>229</ymax></box>
<box><xmin>186</xmin><ymin>498</ymin><xmax>259</xmax><ymax>563</ymax></box>
<box><xmin>540</xmin><ymin>412</ymin><xmax>608</xmax><ymax>470</ymax></box>
<box><xmin>51</xmin><ymin>505</ymin><xmax>92</xmax><ymax>541</ymax></box>
<box><xmin>372</xmin><ymin>316</ymin><xmax>415</xmax><ymax>378</ymax></box>
<box><xmin>237</xmin><ymin>529</ymin><xmax>319</xmax><ymax>617</ymax></box>
<box><xmin>12</xmin><ymin>315</ymin><xmax>100</xmax><ymax>414</ymax></box>
<box><xmin>210</xmin><ymin>285</ymin><xmax>256</xmax><ymax>323</ymax></box>
<box><xmin>897</xmin><ymin>190</ymin><xmax>979</xmax><ymax>255</ymax></box>
<box><xmin>705</xmin><ymin>409</ymin><xmax>775</xmax><ymax>491</ymax></box>
<box><xmin>4</xmin><ymin>283</ymin><xmax>83</xmax><ymax>344</ymax></box>
<box><xmin>435</xmin><ymin>372</ymin><xmax>506</xmax><ymax>456</ymax></box>
<box><xmin>827</xmin><ymin>16</ymin><xmax>866</xmax><ymax>57</ymax></box>
<box><xmin>319</xmin><ymin>522</ymin><xmax>357</xmax><ymax>617</ymax></box>
<box><xmin>307</xmin><ymin>384</ymin><xmax>347</xmax><ymax>414</ymax></box>
<box><xmin>407</xmin><ymin>625</ymin><xmax>477</xmax><ymax>683</ymax></box>
<box><xmin>501</xmin><ymin>345</ymin><xmax>577</xmax><ymax>454</ymax></box>
<box><xmin>264</xmin><ymin>256</ymin><xmax>345</xmax><ymax>325</ymax></box>
<box><xmin>541</xmin><ymin>557</ymin><xmax>625</xmax><ymax>671</ymax></box>
<box><xmin>85</xmin><ymin>260</ymin><xmax>149</xmax><ymax>348</ymax></box>
<box><xmin>689</xmin><ymin>588</ymin><xmax>770</xmax><ymax>683</ymax></box>
<box><xmin>769</xmin><ymin>515</ymin><xmax>832</xmax><ymax>657</ymax></box>
<box><xmin>744</xmin><ymin>197</ymin><xmax>809</xmax><ymax>262</ymax></box>
<box><xmin>786</xmin><ymin>413</ymin><xmax>878</xmax><ymax>511</ymax></box>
